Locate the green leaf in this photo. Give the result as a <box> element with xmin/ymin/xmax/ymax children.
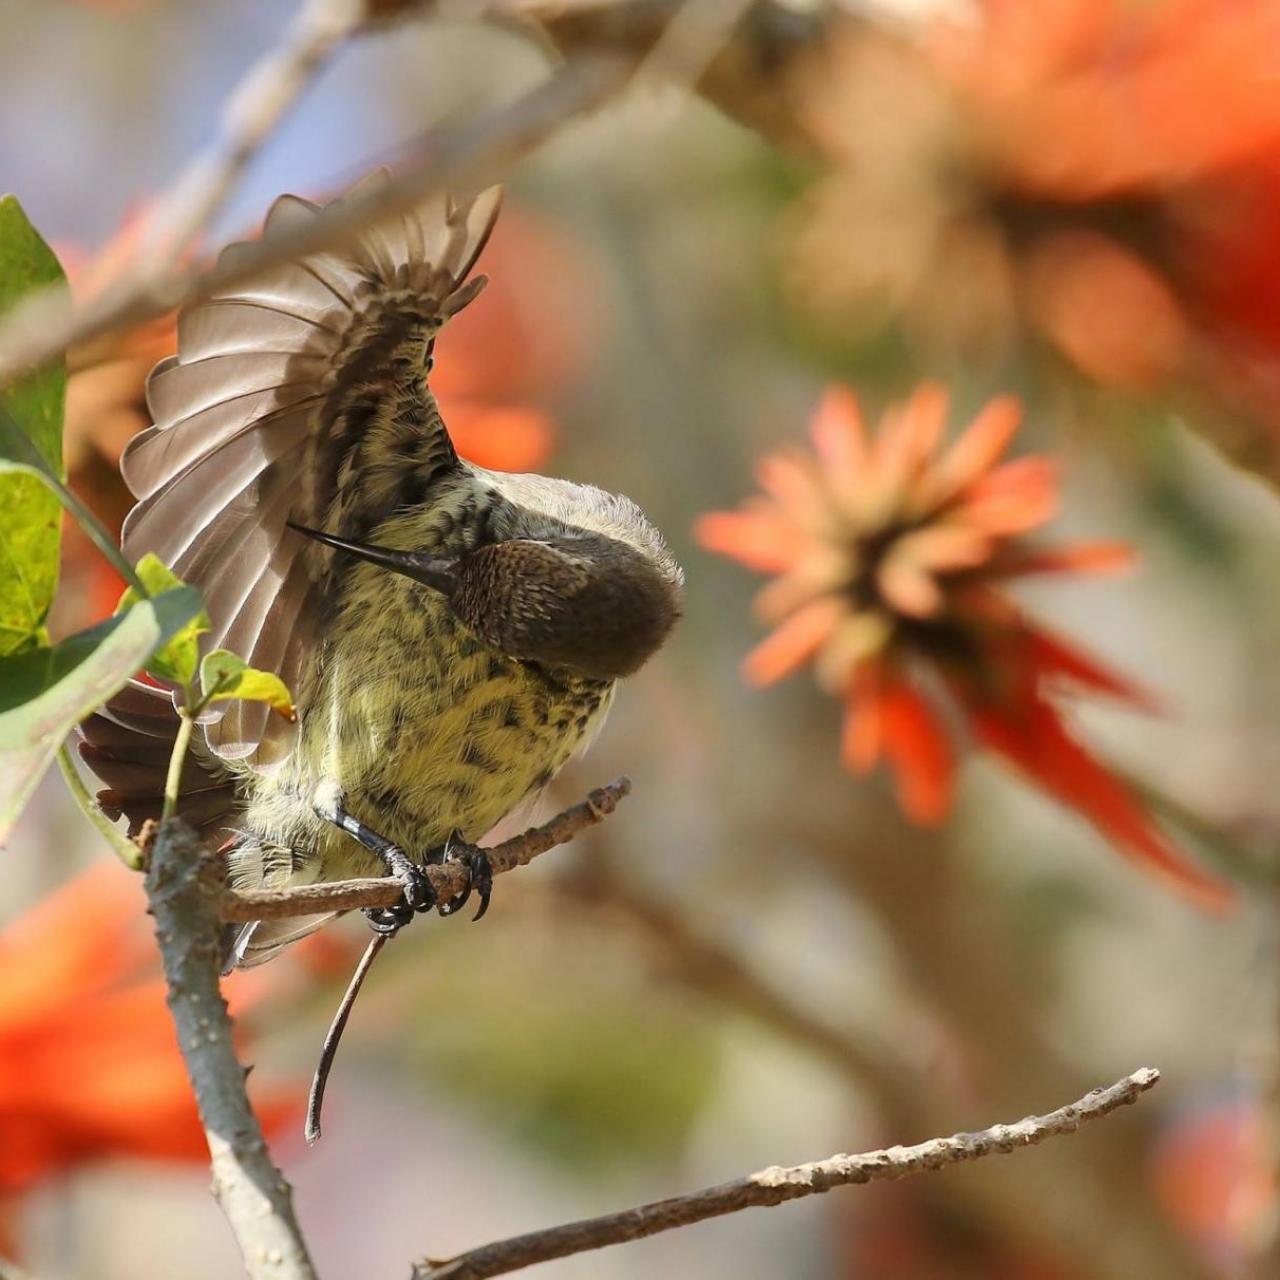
<box><xmin>0</xmin><ymin>195</ymin><xmax>67</xmax><ymax>657</ymax></box>
<box><xmin>0</xmin><ymin>586</ymin><xmax>204</xmax><ymax>843</ymax></box>
<box><xmin>116</xmin><ymin>555</ymin><xmax>210</xmax><ymax>688</ymax></box>
<box><xmin>0</xmin><ymin>407</ymin><xmax>145</xmax><ymax>596</ymax></box>
<box><xmin>199</xmin><ymin>648</ymin><xmax>296</xmax><ymax>721</ymax></box>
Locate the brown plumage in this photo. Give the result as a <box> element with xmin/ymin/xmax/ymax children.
<box><xmin>79</xmin><ymin>172</ymin><xmax>683</xmax><ymax>966</ymax></box>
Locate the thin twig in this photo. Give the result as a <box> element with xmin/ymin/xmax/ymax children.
<box><xmin>293</xmin><ymin>779</ymin><xmax>628</xmax><ymax>1144</ymax></box>
<box><xmin>549</xmin><ymin>863</ymin><xmax>1202</xmax><ymax>1280</ymax></box>
<box><xmin>0</xmin><ymin>55</ymin><xmax>626</xmax><ymax>388</ymax></box>
<box><xmin>305</xmin><ymin>932</ymin><xmax>388</xmax><ymax>1144</ymax></box>
<box><xmin>630</xmin><ymin>0</ymin><xmax>755</xmax><ymax>103</ymax></box>
<box><xmin>137</xmin><ymin>0</ymin><xmax>366</xmax><ymax>266</ymax></box>
<box><xmin>218</xmin><ymin>777</ymin><xmax>631</xmax><ymax>921</ymax></box>
<box><xmin>412</xmin><ymin>1069</ymin><xmax>1163</xmax><ymax>1280</ymax></box>
<box><xmin>162</xmin><ymin>712</ymin><xmax>195</xmax><ymax>824</ymax></box>
<box><xmin>145</xmin><ymin>820</ymin><xmax>318</xmax><ymax>1280</ymax></box>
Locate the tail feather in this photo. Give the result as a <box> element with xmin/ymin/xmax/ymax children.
<box><xmin>77</xmin><ymin>703</ymin><xmax>234</xmax><ymax>840</ymax></box>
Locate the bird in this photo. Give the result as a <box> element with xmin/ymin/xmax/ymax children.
<box><xmin>78</xmin><ymin>172</ymin><xmax>684</xmax><ymax>968</ymax></box>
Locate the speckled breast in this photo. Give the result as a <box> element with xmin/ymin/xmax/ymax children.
<box><xmin>247</xmin><ymin>557</ymin><xmax>614</xmax><ymax>881</ymax></box>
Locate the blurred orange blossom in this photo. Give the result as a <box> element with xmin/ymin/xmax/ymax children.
<box><xmin>0</xmin><ymin>862</ymin><xmax>297</xmax><ymax>1252</ymax></box>
<box><xmin>1152</xmin><ymin>1095</ymin><xmax>1276</xmax><ymax>1272</ymax></box>
<box><xmin>789</xmin><ymin>0</ymin><xmax>1280</xmax><ymax>473</ymax></box>
<box><xmin>698</xmin><ymin>384</ymin><xmax>1230</xmax><ymax>909</ymax></box>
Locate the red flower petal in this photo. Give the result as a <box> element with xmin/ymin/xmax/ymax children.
<box><xmin>992</xmin><ymin>540</ymin><xmax>1136</xmax><ymax>579</ymax></box>
<box><xmin>755</xmin><ymin>450</ymin><xmax>824</xmax><ymax>511</ymax></box>
<box><xmin>844</xmin><ymin>675</ymin><xmax>957</xmax><ymax>824</ymax></box>
<box><xmin>967</xmin><ymin>691</ymin><xmax>1232</xmax><ymax>911</ymax></box>
<box><xmin>810</xmin><ymin>385</ymin><xmax>870</xmax><ymax>482</ymax></box>
<box><xmin>842</xmin><ymin>664</ymin><xmax>886</xmax><ymax>772</ymax></box>
<box><xmin>960</xmin><ymin>456</ymin><xmax>1059</xmax><ymax>535</ymax></box>
<box><xmin>876</xmin><ymin>676</ymin><xmax>956</xmax><ymax>825</ymax></box>
<box><xmin>877</xmin><ymin>554</ymin><xmax>944</xmax><ymax>618</ymax></box>
<box><xmin>441</xmin><ymin>399</ymin><xmax>556</xmax><ymax>473</ymax></box>
<box><xmin>1018</xmin><ymin>622</ymin><xmax>1160</xmax><ymax>711</ymax></box>
<box><xmin>874</xmin><ymin>381</ymin><xmax>949</xmax><ymax>494</ymax></box>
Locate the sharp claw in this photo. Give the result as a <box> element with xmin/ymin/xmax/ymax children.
<box><xmin>472</xmin><ymin>852</ymin><xmax>493</xmax><ymax>922</ymax></box>
<box><xmin>364</xmin><ymin>904</ymin><xmax>411</xmax><ymax>935</ymax></box>
<box><xmin>410</xmin><ymin>875</ymin><xmax>439</xmax><ymax>915</ymax></box>
<box><xmin>435</xmin><ymin>834</ymin><xmax>493</xmax><ymax>922</ymax></box>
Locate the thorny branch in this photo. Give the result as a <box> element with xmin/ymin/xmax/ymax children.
<box><xmin>145</xmin><ymin>821</ymin><xmax>319</xmax><ymax>1280</ymax></box>
<box><xmin>218</xmin><ymin>778</ymin><xmax>631</xmax><ymax>921</ymax></box>
<box><xmin>411</xmin><ymin>1069</ymin><xmax>1163</xmax><ymax>1280</ymax></box>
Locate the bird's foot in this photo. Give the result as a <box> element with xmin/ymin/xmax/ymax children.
<box><xmin>435</xmin><ymin>830</ymin><xmax>493</xmax><ymax>922</ymax></box>
<box><xmin>363</xmin><ymin>847</ymin><xmax>437</xmax><ymax>936</ymax></box>
<box><xmin>363</xmin><ymin>903</ymin><xmax>413</xmax><ymax>934</ymax></box>
<box><xmin>315</xmin><ymin>791</ymin><xmax>439</xmax><ymax>934</ymax></box>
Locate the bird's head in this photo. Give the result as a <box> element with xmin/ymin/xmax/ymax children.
<box><xmin>289</xmin><ymin>519</ymin><xmax>683</xmax><ymax>682</ymax></box>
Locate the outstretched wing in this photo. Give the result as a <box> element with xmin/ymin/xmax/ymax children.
<box><xmin>113</xmin><ymin>174</ymin><xmax>501</xmax><ymax>773</ymax></box>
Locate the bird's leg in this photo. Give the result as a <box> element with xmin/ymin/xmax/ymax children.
<box><xmin>434</xmin><ymin>829</ymin><xmax>493</xmax><ymax>922</ymax></box>
<box><xmin>312</xmin><ymin>785</ymin><xmax>435</xmax><ymax>933</ymax></box>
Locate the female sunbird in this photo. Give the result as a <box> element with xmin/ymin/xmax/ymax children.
<box><xmin>80</xmin><ymin>174</ymin><xmax>684</xmax><ymax>966</ymax></box>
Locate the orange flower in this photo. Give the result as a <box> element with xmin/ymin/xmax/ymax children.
<box><xmin>938</xmin><ymin>0</ymin><xmax>1280</xmax><ymax>459</ymax></box>
<box><xmin>698</xmin><ymin>384</ymin><xmax>1230</xmax><ymax>909</ymax></box>
<box><xmin>55</xmin><ymin>214</ymin><xmax>181</xmax><ymax>636</ymax></box>
<box><xmin>1153</xmin><ymin>1094</ymin><xmax>1276</xmax><ymax>1269</ymax></box>
<box><xmin>432</xmin><ymin>201</ymin><xmax>600</xmax><ymax>472</ymax></box>
<box><xmin>788</xmin><ymin>2</ymin><xmax>1280</xmax><ymax>473</ymax></box>
<box><xmin>0</xmin><ymin>862</ymin><xmax>297</xmax><ymax>1248</ymax></box>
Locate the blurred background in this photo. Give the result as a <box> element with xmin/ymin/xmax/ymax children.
<box><xmin>3</xmin><ymin>1</ymin><xmax>1280</xmax><ymax>1277</ymax></box>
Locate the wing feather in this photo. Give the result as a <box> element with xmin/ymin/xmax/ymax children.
<box><xmin>228</xmin><ymin>914</ymin><xmax>341</xmax><ymax>970</ymax></box>
<box><xmin>94</xmin><ymin>174</ymin><xmax>503</xmax><ymax>787</ymax></box>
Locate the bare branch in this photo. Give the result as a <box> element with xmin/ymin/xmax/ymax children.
<box><xmin>218</xmin><ymin>778</ymin><xmax>632</xmax><ymax>921</ymax></box>
<box><xmin>412</xmin><ymin>1069</ymin><xmax>1162</xmax><ymax>1280</ymax></box>
<box><xmin>138</xmin><ymin>0</ymin><xmax>366</xmax><ymax>265</ymax></box>
<box><xmin>0</xmin><ymin>54</ymin><xmax>626</xmax><ymax>388</ymax></box>
<box><xmin>145</xmin><ymin>821</ymin><xmax>318</xmax><ymax>1280</ymax></box>
<box><xmin>492</xmin><ymin>0</ymin><xmax>844</xmax><ymax>147</ymax></box>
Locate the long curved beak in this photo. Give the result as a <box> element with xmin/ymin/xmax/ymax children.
<box><xmin>287</xmin><ymin>522</ymin><xmax>458</xmax><ymax>596</ymax></box>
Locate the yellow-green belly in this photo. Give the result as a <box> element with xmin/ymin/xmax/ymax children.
<box><xmin>235</xmin><ymin>567</ymin><xmax>612</xmax><ymax>886</ymax></box>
